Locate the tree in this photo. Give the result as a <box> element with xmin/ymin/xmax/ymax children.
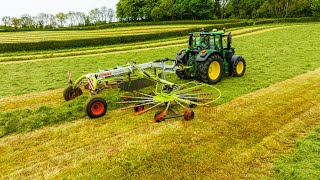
<box><xmin>12</xmin><ymin>17</ymin><xmax>21</xmax><ymax>29</ymax></box>
<box><xmin>56</xmin><ymin>12</ymin><xmax>67</xmax><ymax>27</ymax></box>
<box><xmin>312</xmin><ymin>0</ymin><xmax>320</xmax><ymax>16</ymax></box>
<box><xmin>100</xmin><ymin>6</ymin><xmax>108</xmax><ymax>23</ymax></box>
<box><xmin>89</xmin><ymin>8</ymin><xmax>103</xmax><ymax>24</ymax></box>
<box><xmin>20</xmin><ymin>14</ymin><xmax>34</xmax><ymax>28</ymax></box>
<box><xmin>220</xmin><ymin>0</ymin><xmax>229</xmax><ymax>19</ymax></box>
<box><xmin>107</xmin><ymin>8</ymin><xmax>115</xmax><ymax>22</ymax></box>
<box><xmin>1</xmin><ymin>16</ymin><xmax>12</xmax><ymax>27</ymax></box>
<box><xmin>74</xmin><ymin>12</ymin><xmax>86</xmax><ymax>26</ymax></box>
<box><xmin>151</xmin><ymin>7</ymin><xmax>163</xmax><ymax>21</ymax></box>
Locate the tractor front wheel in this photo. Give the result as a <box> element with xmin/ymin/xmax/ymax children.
<box><xmin>198</xmin><ymin>55</ymin><xmax>224</xmax><ymax>84</ymax></box>
<box><xmin>86</xmin><ymin>97</ymin><xmax>108</xmax><ymax>118</ymax></box>
<box><xmin>63</xmin><ymin>86</ymin><xmax>82</xmax><ymax>101</ymax></box>
<box><xmin>231</xmin><ymin>56</ymin><xmax>246</xmax><ymax>77</ymax></box>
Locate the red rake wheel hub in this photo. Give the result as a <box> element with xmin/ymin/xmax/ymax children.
<box><xmin>183</xmin><ymin>109</ymin><xmax>195</xmax><ymax>121</ymax></box>
<box><xmin>91</xmin><ymin>102</ymin><xmax>105</xmax><ymax>116</ymax></box>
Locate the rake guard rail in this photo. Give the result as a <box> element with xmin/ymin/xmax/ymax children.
<box><xmin>70</xmin><ymin>59</ymin><xmax>178</xmax><ymax>93</ymax></box>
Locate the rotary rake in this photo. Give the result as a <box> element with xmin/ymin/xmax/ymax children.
<box><xmin>64</xmin><ymin>58</ymin><xmax>221</xmax><ymax>123</ymax></box>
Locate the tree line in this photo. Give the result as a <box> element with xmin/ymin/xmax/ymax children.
<box><xmin>116</xmin><ymin>0</ymin><xmax>320</xmax><ymax>21</ymax></box>
<box><xmin>1</xmin><ymin>6</ymin><xmax>115</xmax><ymax>29</ymax></box>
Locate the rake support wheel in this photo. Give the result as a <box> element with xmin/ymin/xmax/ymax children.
<box><xmin>63</xmin><ymin>86</ymin><xmax>82</xmax><ymax>101</ymax></box>
<box><xmin>183</xmin><ymin>109</ymin><xmax>195</xmax><ymax>121</ymax></box>
<box><xmin>134</xmin><ymin>103</ymin><xmax>145</xmax><ymax>112</ymax></box>
<box><xmin>198</xmin><ymin>54</ymin><xmax>224</xmax><ymax>84</ymax></box>
<box><xmin>86</xmin><ymin>97</ymin><xmax>108</xmax><ymax>118</ymax></box>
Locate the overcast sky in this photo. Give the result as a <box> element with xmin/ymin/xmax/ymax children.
<box><xmin>0</xmin><ymin>0</ymin><xmax>119</xmax><ymax>18</ymax></box>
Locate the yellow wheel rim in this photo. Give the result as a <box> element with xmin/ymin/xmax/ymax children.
<box><xmin>236</xmin><ymin>61</ymin><xmax>244</xmax><ymax>74</ymax></box>
<box><xmin>208</xmin><ymin>61</ymin><xmax>220</xmax><ymax>80</ymax></box>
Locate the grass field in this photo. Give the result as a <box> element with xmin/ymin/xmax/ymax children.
<box><xmin>0</xmin><ymin>23</ymin><xmax>319</xmax><ymax>179</ymax></box>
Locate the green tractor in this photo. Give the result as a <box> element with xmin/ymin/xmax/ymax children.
<box><xmin>176</xmin><ymin>30</ymin><xmax>246</xmax><ymax>84</ymax></box>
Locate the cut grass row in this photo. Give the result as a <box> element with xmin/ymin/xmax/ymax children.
<box><xmin>0</xmin><ymin>67</ymin><xmax>319</xmax><ymax>178</ymax></box>
<box><xmin>0</xmin><ymin>25</ymin><xmax>283</xmax><ymax>63</ymax></box>
<box><xmin>0</xmin><ymin>24</ymin><xmax>211</xmax><ymax>43</ymax></box>
<box><xmin>0</xmin><ymin>23</ymin><xmax>319</xmax><ymax>137</ymax></box>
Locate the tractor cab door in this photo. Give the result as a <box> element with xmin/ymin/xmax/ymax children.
<box><xmin>212</xmin><ymin>35</ymin><xmax>222</xmax><ymax>52</ymax></box>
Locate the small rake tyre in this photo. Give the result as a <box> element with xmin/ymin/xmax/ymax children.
<box><xmin>154</xmin><ymin>111</ymin><xmax>165</xmax><ymax>122</ymax></box>
<box><xmin>63</xmin><ymin>86</ymin><xmax>82</xmax><ymax>101</ymax></box>
<box><xmin>198</xmin><ymin>55</ymin><xmax>224</xmax><ymax>84</ymax></box>
<box><xmin>134</xmin><ymin>103</ymin><xmax>145</xmax><ymax>112</ymax></box>
<box><xmin>86</xmin><ymin>97</ymin><xmax>108</xmax><ymax>118</ymax></box>
<box><xmin>231</xmin><ymin>56</ymin><xmax>246</xmax><ymax>77</ymax></box>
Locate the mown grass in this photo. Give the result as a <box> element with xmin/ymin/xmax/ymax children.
<box><xmin>0</xmin><ymin>67</ymin><xmax>319</xmax><ymax>179</ymax></box>
<box><xmin>271</xmin><ymin>126</ymin><xmax>320</xmax><ymax>179</ymax></box>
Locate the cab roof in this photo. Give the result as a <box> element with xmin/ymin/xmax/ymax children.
<box><xmin>189</xmin><ymin>31</ymin><xmax>225</xmax><ymax>36</ymax></box>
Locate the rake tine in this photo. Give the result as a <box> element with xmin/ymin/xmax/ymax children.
<box><xmin>116</xmin><ymin>100</ymin><xmax>154</xmax><ymax>104</ymax></box>
<box><xmin>176</xmin><ymin>88</ymin><xmax>202</xmax><ymax>95</ymax></box>
<box><xmin>132</xmin><ymin>90</ymin><xmax>154</xmax><ymax>97</ymax></box>
<box><xmin>148</xmin><ymin>87</ymin><xmax>156</xmax><ymax>95</ymax></box>
<box><xmin>181</xmin><ymin>97</ymin><xmax>215</xmax><ymax>100</ymax></box>
<box><xmin>135</xmin><ymin>102</ymin><xmax>163</xmax><ymax>115</ymax></box>
<box><xmin>175</xmin><ymin>100</ymin><xmax>186</xmax><ymax>109</ymax></box>
<box><xmin>181</xmin><ymin>92</ymin><xmax>212</xmax><ymax>96</ymax></box>
<box><xmin>119</xmin><ymin>101</ymin><xmax>156</xmax><ymax>110</ymax></box>
<box><xmin>121</xmin><ymin>95</ymin><xmax>154</xmax><ymax>100</ymax></box>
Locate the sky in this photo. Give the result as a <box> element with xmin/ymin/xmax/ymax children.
<box><xmin>0</xmin><ymin>0</ymin><xmax>119</xmax><ymax>18</ymax></box>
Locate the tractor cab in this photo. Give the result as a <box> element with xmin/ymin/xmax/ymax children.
<box><xmin>188</xmin><ymin>31</ymin><xmax>225</xmax><ymax>52</ymax></box>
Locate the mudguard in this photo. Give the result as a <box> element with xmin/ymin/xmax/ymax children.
<box><xmin>230</xmin><ymin>55</ymin><xmax>241</xmax><ymax>64</ymax></box>
<box><xmin>195</xmin><ymin>51</ymin><xmax>222</xmax><ymax>62</ymax></box>
<box><xmin>176</xmin><ymin>50</ymin><xmax>186</xmax><ymax>62</ymax></box>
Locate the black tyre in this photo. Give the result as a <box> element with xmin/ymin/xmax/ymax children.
<box><xmin>134</xmin><ymin>103</ymin><xmax>145</xmax><ymax>112</ymax></box>
<box><xmin>86</xmin><ymin>97</ymin><xmax>108</xmax><ymax>118</ymax></box>
<box><xmin>63</xmin><ymin>86</ymin><xmax>82</xmax><ymax>101</ymax></box>
<box><xmin>198</xmin><ymin>54</ymin><xmax>224</xmax><ymax>84</ymax></box>
<box><xmin>189</xmin><ymin>98</ymin><xmax>198</xmax><ymax>108</ymax></box>
<box><xmin>154</xmin><ymin>111</ymin><xmax>165</xmax><ymax>122</ymax></box>
<box><xmin>231</xmin><ymin>56</ymin><xmax>246</xmax><ymax>77</ymax></box>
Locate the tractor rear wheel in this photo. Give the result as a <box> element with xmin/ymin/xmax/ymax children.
<box><xmin>86</xmin><ymin>97</ymin><xmax>108</xmax><ymax>118</ymax></box>
<box><xmin>63</xmin><ymin>86</ymin><xmax>82</xmax><ymax>101</ymax></box>
<box><xmin>198</xmin><ymin>55</ymin><xmax>224</xmax><ymax>84</ymax></box>
<box><xmin>231</xmin><ymin>56</ymin><xmax>246</xmax><ymax>77</ymax></box>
